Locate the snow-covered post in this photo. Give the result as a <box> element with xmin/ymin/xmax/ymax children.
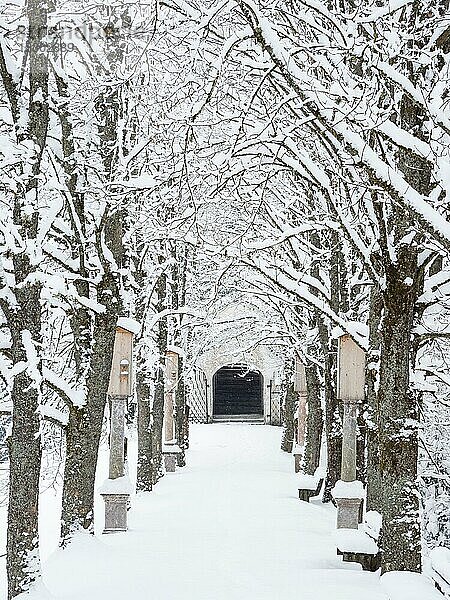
<box><xmin>333</xmin><ymin>334</ymin><xmax>365</xmax><ymax>529</ymax></box>
<box><xmin>162</xmin><ymin>349</ymin><xmax>182</xmax><ymax>471</ymax></box>
<box><xmin>101</xmin><ymin>318</ymin><xmax>139</xmax><ymax>533</ymax></box>
<box><xmin>293</xmin><ymin>360</ymin><xmax>307</xmax><ymax>472</ymax></box>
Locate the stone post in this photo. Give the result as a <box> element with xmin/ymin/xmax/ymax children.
<box><xmin>102</xmin><ymin>319</ymin><xmax>139</xmax><ymax>534</ymax></box>
<box><xmin>164</xmin><ymin>351</ymin><xmax>178</xmax><ymax>443</ymax></box>
<box><xmin>293</xmin><ymin>359</ymin><xmax>307</xmax><ymax>471</ymax></box>
<box><xmin>163</xmin><ymin>350</ymin><xmax>180</xmax><ymax>472</ymax></box>
<box><xmin>341</xmin><ymin>399</ymin><xmax>357</xmax><ymax>482</ymax></box>
<box><xmin>332</xmin><ymin>334</ymin><xmax>365</xmax><ymax>529</ymax></box>
<box><xmin>164</xmin><ymin>389</ymin><xmax>175</xmax><ymax>443</ymax></box>
<box><xmin>297</xmin><ymin>390</ymin><xmax>307</xmax><ymax>447</ymax></box>
<box><xmin>109</xmin><ymin>395</ymin><xmax>126</xmax><ymax>479</ymax></box>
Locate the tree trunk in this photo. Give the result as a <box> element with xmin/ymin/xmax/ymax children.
<box><xmin>170</xmin><ymin>242</ymin><xmax>188</xmax><ymax>465</ymax></box>
<box><xmin>318</xmin><ymin>319</ymin><xmax>341</xmax><ymax>502</ymax></box>
<box><xmin>281</xmin><ymin>359</ymin><xmax>296</xmax><ymax>453</ymax></box>
<box><xmin>378</xmin><ymin>261</ymin><xmax>422</xmax><ymax>573</ymax></box>
<box><xmin>7</xmin><ymin>290</ymin><xmax>42</xmax><ymax>599</ymax></box>
<box><xmin>5</xmin><ymin>0</ymin><xmax>48</xmax><ymax>593</ymax></box>
<box><xmin>60</xmin><ymin>57</ymin><xmax>124</xmax><ymax>540</ymax></box>
<box><xmin>303</xmin><ymin>363</ymin><xmax>323</xmax><ymax>475</ymax></box>
<box><xmin>174</xmin><ymin>355</ymin><xmax>187</xmax><ymax>466</ymax></box>
<box><xmin>136</xmin><ymin>367</ymin><xmax>153</xmax><ymax>491</ymax></box>
<box><xmin>376</xmin><ymin>33</ymin><xmax>431</xmax><ymax>569</ymax></box>
<box><xmin>366</xmin><ymin>284</ymin><xmax>383</xmax><ymax>511</ymax></box>
<box><xmin>135</xmin><ymin>268</ymin><xmax>153</xmax><ymax>491</ymax></box>
<box><xmin>61</xmin><ymin>275</ymin><xmax>120</xmax><ymax>542</ymax></box>
<box><xmin>151</xmin><ymin>268</ymin><xmax>167</xmax><ymax>484</ymax></box>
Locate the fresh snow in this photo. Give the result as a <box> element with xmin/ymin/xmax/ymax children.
<box><xmin>430</xmin><ymin>546</ymin><xmax>450</xmax><ymax>593</ymax></box>
<box><xmin>0</xmin><ymin>424</ymin><xmax>437</xmax><ymax>600</ymax></box>
<box><xmin>381</xmin><ymin>571</ymin><xmax>442</xmax><ymax>600</ymax></box>
<box><xmin>335</xmin><ymin>529</ymin><xmax>378</xmax><ymax>554</ymax></box>
<box><xmin>298</xmin><ymin>472</ymin><xmax>323</xmax><ymax>490</ymax></box>
<box><xmin>117</xmin><ymin>317</ymin><xmax>141</xmax><ymax>335</ymax></box>
<box><xmin>99</xmin><ymin>475</ymin><xmax>133</xmax><ymax>495</ymax></box>
<box><xmin>332</xmin><ymin>479</ymin><xmax>365</xmax><ymax>499</ymax></box>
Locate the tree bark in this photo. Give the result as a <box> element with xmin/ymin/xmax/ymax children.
<box><xmin>378</xmin><ymin>262</ymin><xmax>421</xmax><ymax>572</ymax></box>
<box><xmin>135</xmin><ymin>267</ymin><xmax>153</xmax><ymax>491</ymax></box>
<box><xmin>6</xmin><ymin>285</ymin><xmax>43</xmax><ymax>599</ymax></box>
<box><xmin>318</xmin><ymin>317</ymin><xmax>341</xmax><ymax>502</ymax></box>
<box><xmin>137</xmin><ymin>368</ymin><xmax>153</xmax><ymax>491</ymax></box>
<box><xmin>61</xmin><ymin>271</ymin><xmax>120</xmax><ymax>542</ymax></box>
<box><xmin>303</xmin><ymin>362</ymin><xmax>323</xmax><ymax>475</ymax></box>
<box><xmin>174</xmin><ymin>355</ymin><xmax>187</xmax><ymax>466</ymax></box>
<box><xmin>366</xmin><ymin>284</ymin><xmax>383</xmax><ymax>511</ymax></box>
<box><xmin>151</xmin><ymin>267</ymin><xmax>167</xmax><ymax>484</ymax></box>
<box><xmin>60</xmin><ymin>22</ymin><xmax>125</xmax><ymax>538</ymax></box>
<box><xmin>281</xmin><ymin>359</ymin><xmax>296</xmax><ymax>453</ymax></box>
<box><xmin>4</xmin><ymin>0</ymin><xmax>48</xmax><ymax>594</ymax></box>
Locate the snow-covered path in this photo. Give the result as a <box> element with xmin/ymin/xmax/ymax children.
<box><xmin>17</xmin><ymin>423</ymin><xmax>387</xmax><ymax>600</ymax></box>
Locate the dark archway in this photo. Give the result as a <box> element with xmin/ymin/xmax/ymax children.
<box><xmin>213</xmin><ymin>365</ymin><xmax>263</xmax><ymax>416</ymax></box>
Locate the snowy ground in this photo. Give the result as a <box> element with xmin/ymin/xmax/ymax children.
<box><xmin>0</xmin><ymin>424</ymin><xmax>408</xmax><ymax>599</ymax></box>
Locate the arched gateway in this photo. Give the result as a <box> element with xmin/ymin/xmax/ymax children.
<box><xmin>213</xmin><ymin>364</ymin><xmax>263</xmax><ymax>417</ymax></box>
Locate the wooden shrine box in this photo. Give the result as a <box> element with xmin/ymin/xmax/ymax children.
<box><xmin>294</xmin><ymin>358</ymin><xmax>307</xmax><ymax>394</ymax></box>
<box><xmin>165</xmin><ymin>350</ymin><xmax>179</xmax><ymax>392</ymax></box>
<box><xmin>337</xmin><ymin>335</ymin><xmax>365</xmax><ymax>402</ymax></box>
<box><xmin>108</xmin><ymin>323</ymin><xmax>135</xmax><ymax>397</ymax></box>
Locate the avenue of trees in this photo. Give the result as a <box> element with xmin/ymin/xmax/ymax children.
<box><xmin>1</xmin><ymin>0</ymin><xmax>450</xmax><ymax>597</ymax></box>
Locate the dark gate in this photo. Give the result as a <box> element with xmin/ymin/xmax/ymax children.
<box><xmin>213</xmin><ymin>365</ymin><xmax>263</xmax><ymax>416</ymax></box>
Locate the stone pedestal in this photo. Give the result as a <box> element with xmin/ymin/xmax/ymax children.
<box><xmin>163</xmin><ymin>452</ymin><xmax>177</xmax><ymax>472</ymax></box>
<box><xmin>292</xmin><ymin>443</ymin><xmax>303</xmax><ymax>473</ymax></box>
<box><xmin>335</xmin><ymin>497</ymin><xmax>362</xmax><ymax>529</ymax></box>
<box><xmin>163</xmin><ymin>443</ymin><xmax>182</xmax><ymax>472</ymax></box>
<box><xmin>102</xmin><ymin>493</ymin><xmax>130</xmax><ymax>533</ymax></box>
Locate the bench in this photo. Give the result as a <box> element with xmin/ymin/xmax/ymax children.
<box><xmin>298</xmin><ymin>473</ymin><xmax>324</xmax><ymax>502</ymax></box>
<box><xmin>292</xmin><ymin>444</ymin><xmax>303</xmax><ymax>473</ymax></box>
<box><xmin>336</xmin><ymin>510</ymin><xmax>381</xmax><ymax>572</ymax></box>
<box><xmin>430</xmin><ymin>547</ymin><xmax>450</xmax><ymax>596</ymax></box>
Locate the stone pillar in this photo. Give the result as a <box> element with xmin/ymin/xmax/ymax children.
<box><xmin>102</xmin><ymin>494</ymin><xmax>129</xmax><ymax>533</ymax></box>
<box><xmin>297</xmin><ymin>390</ymin><xmax>307</xmax><ymax>447</ymax></box>
<box><xmin>164</xmin><ymin>390</ymin><xmax>174</xmax><ymax>443</ymax></box>
<box><xmin>109</xmin><ymin>395</ymin><xmax>126</xmax><ymax>479</ymax></box>
<box><xmin>333</xmin><ymin>335</ymin><xmax>365</xmax><ymax>530</ymax></box>
<box><xmin>334</xmin><ymin>402</ymin><xmax>362</xmax><ymax>528</ymax></box>
<box><xmin>164</xmin><ymin>351</ymin><xmax>178</xmax><ymax>443</ymax></box>
<box><xmin>293</xmin><ymin>361</ymin><xmax>307</xmax><ymax>472</ymax></box>
<box><xmin>332</xmin><ymin>479</ymin><xmax>364</xmax><ymax>529</ymax></box>
<box><xmin>163</xmin><ymin>351</ymin><xmax>179</xmax><ymax>471</ymax></box>
<box><xmin>102</xmin><ymin>395</ymin><xmax>130</xmax><ymax>533</ymax></box>
<box><xmin>341</xmin><ymin>399</ymin><xmax>357</xmax><ymax>482</ymax></box>
<box><xmin>335</xmin><ymin>497</ymin><xmax>362</xmax><ymax>529</ymax></box>
<box><xmin>102</xmin><ymin>321</ymin><xmax>138</xmax><ymax>534</ymax></box>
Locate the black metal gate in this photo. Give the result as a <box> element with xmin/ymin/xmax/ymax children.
<box><xmin>213</xmin><ymin>364</ymin><xmax>263</xmax><ymax>416</ymax></box>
